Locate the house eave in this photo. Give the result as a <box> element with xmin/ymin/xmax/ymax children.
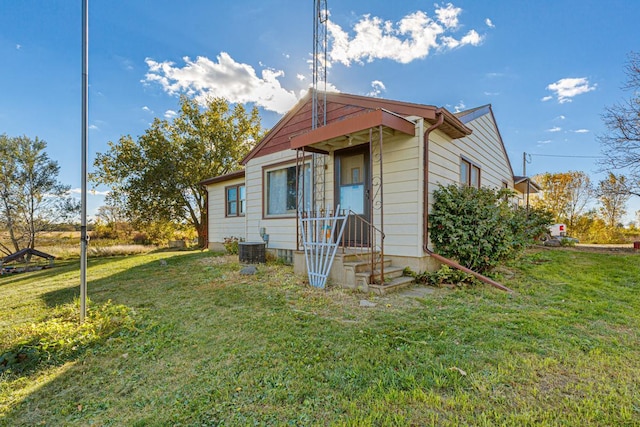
<box><xmin>199</xmin><ymin>170</ymin><xmax>245</xmax><ymax>186</ymax></box>
<box><xmin>290</xmin><ymin>108</ymin><xmax>416</xmax><ymax>150</ymax></box>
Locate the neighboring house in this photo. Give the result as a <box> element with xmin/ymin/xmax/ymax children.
<box><xmin>202</xmin><ymin>90</ymin><xmax>537</xmax><ymax>292</ymax></box>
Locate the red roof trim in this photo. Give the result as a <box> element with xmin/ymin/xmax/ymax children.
<box><xmin>291</xmin><ymin>109</ymin><xmax>416</xmax><ymax>149</ymax></box>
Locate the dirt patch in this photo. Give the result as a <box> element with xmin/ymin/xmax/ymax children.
<box><xmin>537</xmin><ymin>244</ymin><xmax>638</xmax><ymax>255</ymax></box>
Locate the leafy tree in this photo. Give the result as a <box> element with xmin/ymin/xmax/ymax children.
<box><xmin>598</xmin><ymin>52</ymin><xmax>640</xmax><ymax>197</ymax></box>
<box><xmin>429</xmin><ymin>185</ymin><xmax>552</xmax><ymax>273</ymax></box>
<box><xmin>0</xmin><ymin>134</ymin><xmax>78</xmax><ymax>255</ymax></box>
<box><xmin>532</xmin><ymin>171</ymin><xmax>593</xmax><ymax>229</ymax></box>
<box><xmin>597</xmin><ymin>172</ymin><xmax>629</xmax><ymax>228</ymax></box>
<box><xmin>91</xmin><ymin>96</ymin><xmax>263</xmax><ymax>247</ymax></box>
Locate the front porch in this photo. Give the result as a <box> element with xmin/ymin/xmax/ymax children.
<box><xmin>291</xmin><ymin>109</ymin><xmax>420</xmax><ymax>292</ymax></box>
<box><xmin>293</xmin><ymin>247</ymin><xmax>415</xmax><ymax>295</ymax></box>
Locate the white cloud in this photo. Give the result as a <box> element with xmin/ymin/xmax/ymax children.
<box><xmin>366</xmin><ymin>80</ymin><xmax>386</xmax><ymax>97</ymax></box>
<box><xmin>541</xmin><ymin>95</ymin><xmax>553</xmax><ymax>102</ymax></box>
<box><xmin>164</xmin><ymin>110</ymin><xmax>178</xmax><ymax>119</ymax></box>
<box><xmin>69</xmin><ymin>188</ymin><xmax>110</xmax><ymax>196</ymax></box>
<box><xmin>441</xmin><ymin>29</ymin><xmax>482</xmax><ymax>49</ymax></box>
<box><xmin>486</xmin><ymin>72</ymin><xmax>504</xmax><ymax>78</ymax></box>
<box><xmin>327</xmin><ymin>4</ymin><xmax>483</xmax><ymax>66</ymax></box>
<box><xmin>555</xmin><ymin>115</ymin><xmax>566</xmax><ymax>120</ymax></box>
<box><xmin>16</xmin><ymin>44</ymin><xmax>21</xmax><ymax>50</ymax></box>
<box><xmin>89</xmin><ymin>124</ymin><xmax>99</xmax><ymax>130</ymax></box>
<box><xmin>485</xmin><ymin>18</ymin><xmax>495</xmax><ymax>28</ymax></box>
<box><xmin>453</xmin><ymin>100</ymin><xmax>466</xmax><ymax>113</ymax></box>
<box><xmin>296</xmin><ymin>74</ymin><xmax>306</xmax><ymax>81</ymax></box>
<box><xmin>143</xmin><ymin>53</ymin><xmax>298</xmax><ymax>115</ymax></box>
<box><xmin>484</xmin><ymin>91</ymin><xmax>500</xmax><ymax>96</ymax></box>
<box><xmin>545</xmin><ymin>77</ymin><xmax>596</xmax><ymax>103</ymax></box>
<box><xmin>435</xmin><ymin>3</ymin><xmax>462</xmax><ymax>29</ymax></box>
<box><xmin>547</xmin><ymin>126</ymin><xmax>562</xmax><ymax>132</ymax></box>
<box><xmin>142</xmin><ymin>106</ymin><xmax>152</xmax><ymax>113</ymax></box>
<box><xmin>572</xmin><ymin>129</ymin><xmax>589</xmax><ymax>133</ymax></box>
<box><xmin>537</xmin><ymin>140</ymin><xmax>552</xmax><ymax>144</ymax></box>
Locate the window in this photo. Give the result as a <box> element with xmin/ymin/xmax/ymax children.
<box><xmin>460</xmin><ymin>158</ymin><xmax>481</xmax><ymax>188</ymax></box>
<box><xmin>226</xmin><ymin>184</ymin><xmax>245</xmax><ymax>217</ymax></box>
<box><xmin>265</xmin><ymin>163</ymin><xmax>310</xmax><ymax>217</ymax></box>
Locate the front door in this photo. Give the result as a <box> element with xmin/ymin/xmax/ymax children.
<box><xmin>335</xmin><ymin>146</ymin><xmax>370</xmax><ymax>246</ymax></box>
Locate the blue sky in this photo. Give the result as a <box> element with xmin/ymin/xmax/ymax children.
<box><xmin>1</xmin><ymin>1</ymin><xmax>639</xmax><ymax>223</ymax></box>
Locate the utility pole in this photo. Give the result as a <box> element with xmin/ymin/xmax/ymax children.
<box><xmin>80</xmin><ymin>0</ymin><xmax>89</xmax><ymax>322</ymax></box>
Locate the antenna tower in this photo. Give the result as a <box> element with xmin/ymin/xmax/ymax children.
<box><xmin>312</xmin><ymin>0</ymin><xmax>328</xmax><ymax>211</ymax></box>
<box><xmin>312</xmin><ymin>0</ymin><xmax>327</xmax><ymax>129</ymax></box>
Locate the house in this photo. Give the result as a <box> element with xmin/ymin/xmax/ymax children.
<box><xmin>202</xmin><ymin>90</ymin><xmax>536</xmax><ymax>293</ymax></box>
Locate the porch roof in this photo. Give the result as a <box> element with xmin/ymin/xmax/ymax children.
<box><xmin>513</xmin><ymin>176</ymin><xmax>541</xmax><ymax>194</ymax></box>
<box><xmin>290</xmin><ymin>108</ymin><xmax>416</xmax><ymax>150</ymax></box>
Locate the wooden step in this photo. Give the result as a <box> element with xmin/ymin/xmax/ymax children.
<box><xmin>343</xmin><ymin>258</ymin><xmax>391</xmax><ymax>273</ymax></box>
<box><xmin>368</xmin><ymin>276</ymin><xmax>415</xmax><ymax>295</ymax></box>
<box><xmin>355</xmin><ymin>265</ymin><xmax>405</xmax><ymax>282</ymax></box>
<box><xmin>335</xmin><ymin>250</ymin><xmax>380</xmax><ymax>263</ymax></box>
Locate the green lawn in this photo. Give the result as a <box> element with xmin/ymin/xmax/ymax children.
<box><xmin>1</xmin><ymin>248</ymin><xmax>639</xmax><ymax>426</ymax></box>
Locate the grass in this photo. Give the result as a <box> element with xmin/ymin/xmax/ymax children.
<box><xmin>1</xmin><ymin>248</ymin><xmax>639</xmax><ymax>426</ymax></box>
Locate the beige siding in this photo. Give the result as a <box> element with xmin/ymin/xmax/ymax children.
<box><xmin>375</xmin><ymin>128</ymin><xmax>423</xmax><ymax>258</ymax></box>
<box><xmin>245</xmin><ymin>150</ymin><xmax>300</xmax><ymax>250</ymax></box>
<box><xmin>235</xmin><ymin>110</ymin><xmax>515</xmax><ymax>261</ymax></box>
<box><xmin>207</xmin><ymin>177</ymin><xmax>246</xmax><ymax>247</ymax></box>
<box><xmin>457</xmin><ymin>114</ymin><xmax>514</xmax><ymax>189</ymax></box>
<box><xmin>428</xmin><ymin>113</ymin><xmax>514</xmax><ymax>207</ymax></box>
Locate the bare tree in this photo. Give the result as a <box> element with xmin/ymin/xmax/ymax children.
<box><xmin>598</xmin><ymin>52</ymin><xmax>640</xmax><ymax>197</ymax></box>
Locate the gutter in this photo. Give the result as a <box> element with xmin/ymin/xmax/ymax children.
<box><xmin>422</xmin><ymin>110</ymin><xmax>444</xmax><ymax>254</ymax></box>
<box><xmin>422</xmin><ymin>111</ymin><xmax>513</xmax><ymax>293</ymax></box>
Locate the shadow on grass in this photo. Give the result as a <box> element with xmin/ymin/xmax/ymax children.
<box><xmin>0</xmin><ymin>259</ymin><xmax>79</xmax><ymax>287</ymax></box>
<box><xmin>1</xmin><ymin>250</ymin><xmax>221</xmax><ymax>422</ymax></box>
<box><xmin>41</xmin><ymin>286</ymin><xmax>80</xmax><ymax>308</ymax></box>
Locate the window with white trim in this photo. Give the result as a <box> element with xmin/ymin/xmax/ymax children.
<box><xmin>265</xmin><ymin>163</ymin><xmax>311</xmax><ymax>217</ymax></box>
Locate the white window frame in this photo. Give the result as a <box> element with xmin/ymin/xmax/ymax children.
<box><xmin>263</xmin><ymin>161</ymin><xmax>311</xmax><ymax>218</ymax></box>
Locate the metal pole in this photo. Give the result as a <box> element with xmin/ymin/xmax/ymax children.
<box><xmin>80</xmin><ymin>0</ymin><xmax>89</xmax><ymax>323</ymax></box>
<box><xmin>523</xmin><ymin>152</ymin><xmax>526</xmax><ymax>176</ymax></box>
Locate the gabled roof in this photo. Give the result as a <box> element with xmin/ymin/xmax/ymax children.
<box><xmin>199</xmin><ymin>170</ymin><xmax>245</xmax><ymax>186</ymax></box>
<box><xmin>455</xmin><ymin>104</ymin><xmax>492</xmax><ymax>124</ymax></box>
<box><xmin>455</xmin><ymin>104</ymin><xmax>516</xmax><ymax>180</ymax></box>
<box><xmin>514</xmin><ymin>176</ymin><xmax>541</xmax><ymax>193</ymax></box>
<box><xmin>242</xmin><ymin>89</ymin><xmax>472</xmax><ymax>165</ymax></box>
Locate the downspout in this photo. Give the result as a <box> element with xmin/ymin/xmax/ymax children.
<box><xmin>200</xmin><ymin>184</ymin><xmax>209</xmax><ymax>249</ymax></box>
<box><xmin>422</xmin><ymin>110</ymin><xmax>444</xmax><ymax>254</ymax></box>
<box><xmin>422</xmin><ymin>110</ymin><xmax>513</xmax><ymax>293</ymax></box>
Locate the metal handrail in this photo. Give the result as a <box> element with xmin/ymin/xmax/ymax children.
<box><xmin>342</xmin><ymin>209</ymin><xmax>385</xmax><ymax>284</ymax></box>
<box><xmin>345</xmin><ymin>209</ymin><xmax>385</xmax><ymax>240</ymax></box>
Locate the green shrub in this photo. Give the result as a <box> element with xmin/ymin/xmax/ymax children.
<box><xmin>0</xmin><ymin>299</ymin><xmax>137</xmax><ymax>376</ymax></box>
<box><xmin>223</xmin><ymin>236</ymin><xmax>243</xmax><ymax>254</ymax></box>
<box><xmin>429</xmin><ymin>185</ymin><xmax>553</xmax><ymax>273</ymax></box>
<box><xmin>413</xmin><ymin>265</ymin><xmax>477</xmax><ymax>287</ymax></box>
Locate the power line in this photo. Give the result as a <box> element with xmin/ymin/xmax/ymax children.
<box><xmin>528</xmin><ymin>153</ymin><xmax>603</xmax><ymax>159</ymax></box>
